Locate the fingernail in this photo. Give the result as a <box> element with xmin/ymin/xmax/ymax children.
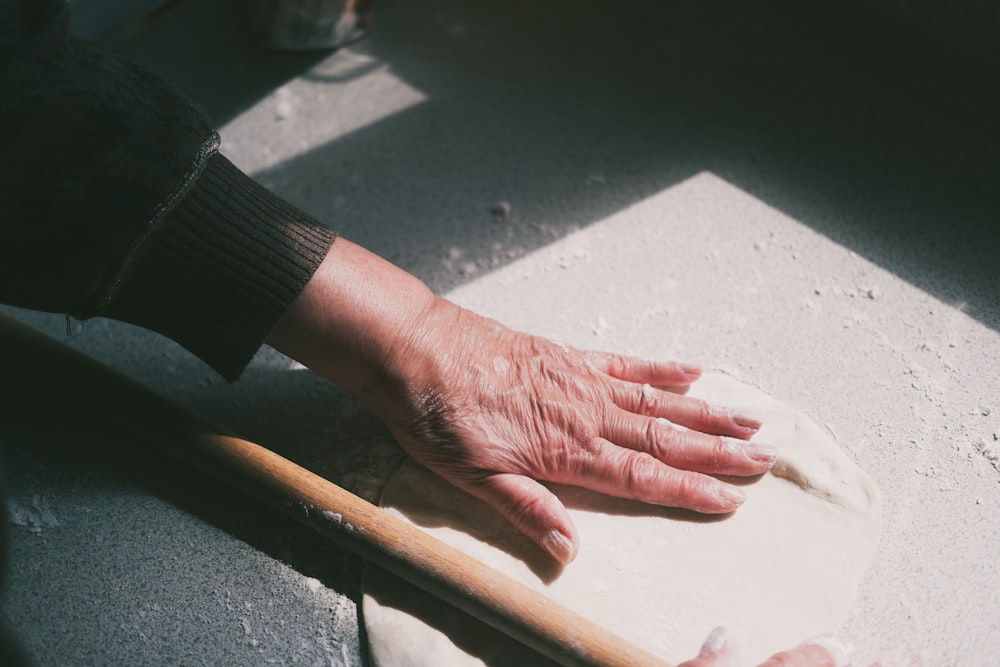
<box><xmin>699</xmin><ymin>626</ymin><xmax>730</xmax><ymax>655</ymax></box>
<box><xmin>679</xmin><ymin>363</ymin><xmax>701</xmax><ymax>378</ymax></box>
<box><xmin>707</xmin><ymin>407</ymin><xmax>761</xmax><ymax>435</ymax></box>
<box><xmin>733</xmin><ymin>412</ymin><xmax>763</xmax><ymax>430</ymax></box>
<box><xmin>746</xmin><ymin>441</ymin><xmax>777</xmax><ymax>465</ymax></box>
<box><xmin>800</xmin><ymin>636</ymin><xmax>850</xmax><ymax>666</ymax></box>
<box><xmin>717</xmin><ymin>485</ymin><xmax>746</xmax><ymax>506</ymax></box>
<box><xmin>542</xmin><ymin>530</ymin><xmax>576</xmax><ymax>564</ymax></box>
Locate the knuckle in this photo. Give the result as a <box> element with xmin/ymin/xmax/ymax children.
<box><xmin>545</xmin><ymin>440</ymin><xmax>583</xmax><ymax>473</ymax></box>
<box><xmin>648</xmin><ymin>418</ymin><xmax>680</xmax><ymax>458</ymax></box>
<box><xmin>596</xmin><ymin>394</ymin><xmax>619</xmax><ymax>428</ymax></box>
<box><xmin>673</xmin><ymin>473</ymin><xmax>710</xmax><ymax>510</ymax></box>
<box><xmin>635</xmin><ymin>382</ymin><xmax>654</xmax><ymax>414</ymax></box>
<box><xmin>623</xmin><ymin>453</ymin><xmax>661</xmax><ymax>491</ymax></box>
<box><xmin>642</xmin><ymin>419</ymin><xmax>660</xmax><ymax>453</ymax></box>
<box><xmin>695</xmin><ymin>399</ymin><xmax>713</xmax><ymax>425</ymax></box>
<box><xmin>581</xmin><ymin>435</ymin><xmax>605</xmax><ymax>457</ymax></box>
<box><xmin>707</xmin><ymin>436</ymin><xmax>737</xmax><ymax>469</ymax></box>
<box><xmin>670</xmin><ymin>473</ymin><xmax>694</xmax><ymax>501</ymax></box>
<box><xmin>505</xmin><ymin>492</ymin><xmax>551</xmax><ymax>532</ymax></box>
<box><xmin>671</xmin><ymin>473</ymin><xmax>709</xmax><ymax>506</ymax></box>
<box><xmin>608</xmin><ymin>355</ymin><xmax>630</xmax><ymax>378</ymax></box>
<box><xmin>643</xmin><ymin>418</ymin><xmax>677</xmax><ymax>460</ymax></box>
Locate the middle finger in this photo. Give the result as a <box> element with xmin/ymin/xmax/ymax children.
<box><xmin>602</xmin><ymin>407</ymin><xmax>776</xmax><ymax>476</ymax></box>
<box><xmin>608</xmin><ymin>378</ymin><xmax>762</xmax><ymax>439</ymax></box>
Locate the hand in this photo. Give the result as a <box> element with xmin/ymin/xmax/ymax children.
<box><xmin>679</xmin><ymin>627</ymin><xmax>921</xmax><ymax>667</ymax></box>
<box><xmin>269</xmin><ymin>239</ymin><xmax>776</xmax><ymax>562</ymax></box>
<box><xmin>371</xmin><ymin>297</ymin><xmax>775</xmax><ymax>564</ymax></box>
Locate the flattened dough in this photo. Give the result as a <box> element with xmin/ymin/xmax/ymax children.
<box><xmin>362</xmin><ymin>372</ymin><xmax>880</xmax><ymax>665</ymax></box>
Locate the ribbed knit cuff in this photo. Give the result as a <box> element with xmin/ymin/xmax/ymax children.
<box><xmin>101</xmin><ymin>153</ymin><xmax>337</xmax><ymax>381</ymax></box>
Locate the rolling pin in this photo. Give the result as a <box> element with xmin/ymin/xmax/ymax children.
<box><xmin>0</xmin><ymin>312</ymin><xmax>673</xmax><ymax>667</ymax></box>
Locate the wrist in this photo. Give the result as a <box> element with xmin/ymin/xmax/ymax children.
<box><xmin>267</xmin><ymin>238</ymin><xmax>437</xmax><ymax>402</ymax></box>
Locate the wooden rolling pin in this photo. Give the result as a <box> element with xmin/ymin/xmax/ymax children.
<box><xmin>0</xmin><ymin>312</ymin><xmax>673</xmax><ymax>667</ymax></box>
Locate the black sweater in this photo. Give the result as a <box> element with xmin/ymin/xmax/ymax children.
<box><xmin>0</xmin><ymin>0</ymin><xmax>337</xmax><ymax>379</ymax></box>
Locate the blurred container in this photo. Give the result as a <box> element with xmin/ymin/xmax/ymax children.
<box><xmin>68</xmin><ymin>0</ymin><xmax>192</xmax><ymax>49</ymax></box>
<box><xmin>251</xmin><ymin>0</ymin><xmax>373</xmax><ymax>51</ymax></box>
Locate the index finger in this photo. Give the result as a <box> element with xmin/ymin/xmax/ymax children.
<box><xmin>585</xmin><ymin>351</ymin><xmax>703</xmax><ymax>389</ymax></box>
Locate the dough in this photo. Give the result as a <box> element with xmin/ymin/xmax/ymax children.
<box><xmin>362</xmin><ymin>372</ymin><xmax>880</xmax><ymax>666</ymax></box>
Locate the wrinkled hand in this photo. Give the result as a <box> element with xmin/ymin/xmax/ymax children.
<box><xmin>368</xmin><ymin>297</ymin><xmax>775</xmax><ymax>562</ymax></box>
<box><xmin>268</xmin><ymin>239</ymin><xmax>776</xmax><ymax>562</ymax></box>
<box><xmin>679</xmin><ymin>627</ymin><xmax>921</xmax><ymax>667</ymax></box>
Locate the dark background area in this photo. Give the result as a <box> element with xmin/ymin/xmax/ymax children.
<box><xmin>115</xmin><ymin>0</ymin><xmax>1000</xmax><ymax>332</ymax></box>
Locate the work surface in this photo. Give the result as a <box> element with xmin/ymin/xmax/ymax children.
<box><xmin>3</xmin><ymin>0</ymin><xmax>999</xmax><ymax>664</ymax></box>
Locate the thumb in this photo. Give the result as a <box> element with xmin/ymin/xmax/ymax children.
<box><xmin>468</xmin><ymin>473</ymin><xmax>580</xmax><ymax>564</ymax></box>
<box><xmin>677</xmin><ymin>627</ymin><xmax>741</xmax><ymax>667</ymax></box>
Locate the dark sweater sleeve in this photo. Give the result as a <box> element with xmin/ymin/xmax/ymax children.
<box><xmin>0</xmin><ymin>0</ymin><xmax>336</xmax><ymax>380</ymax></box>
